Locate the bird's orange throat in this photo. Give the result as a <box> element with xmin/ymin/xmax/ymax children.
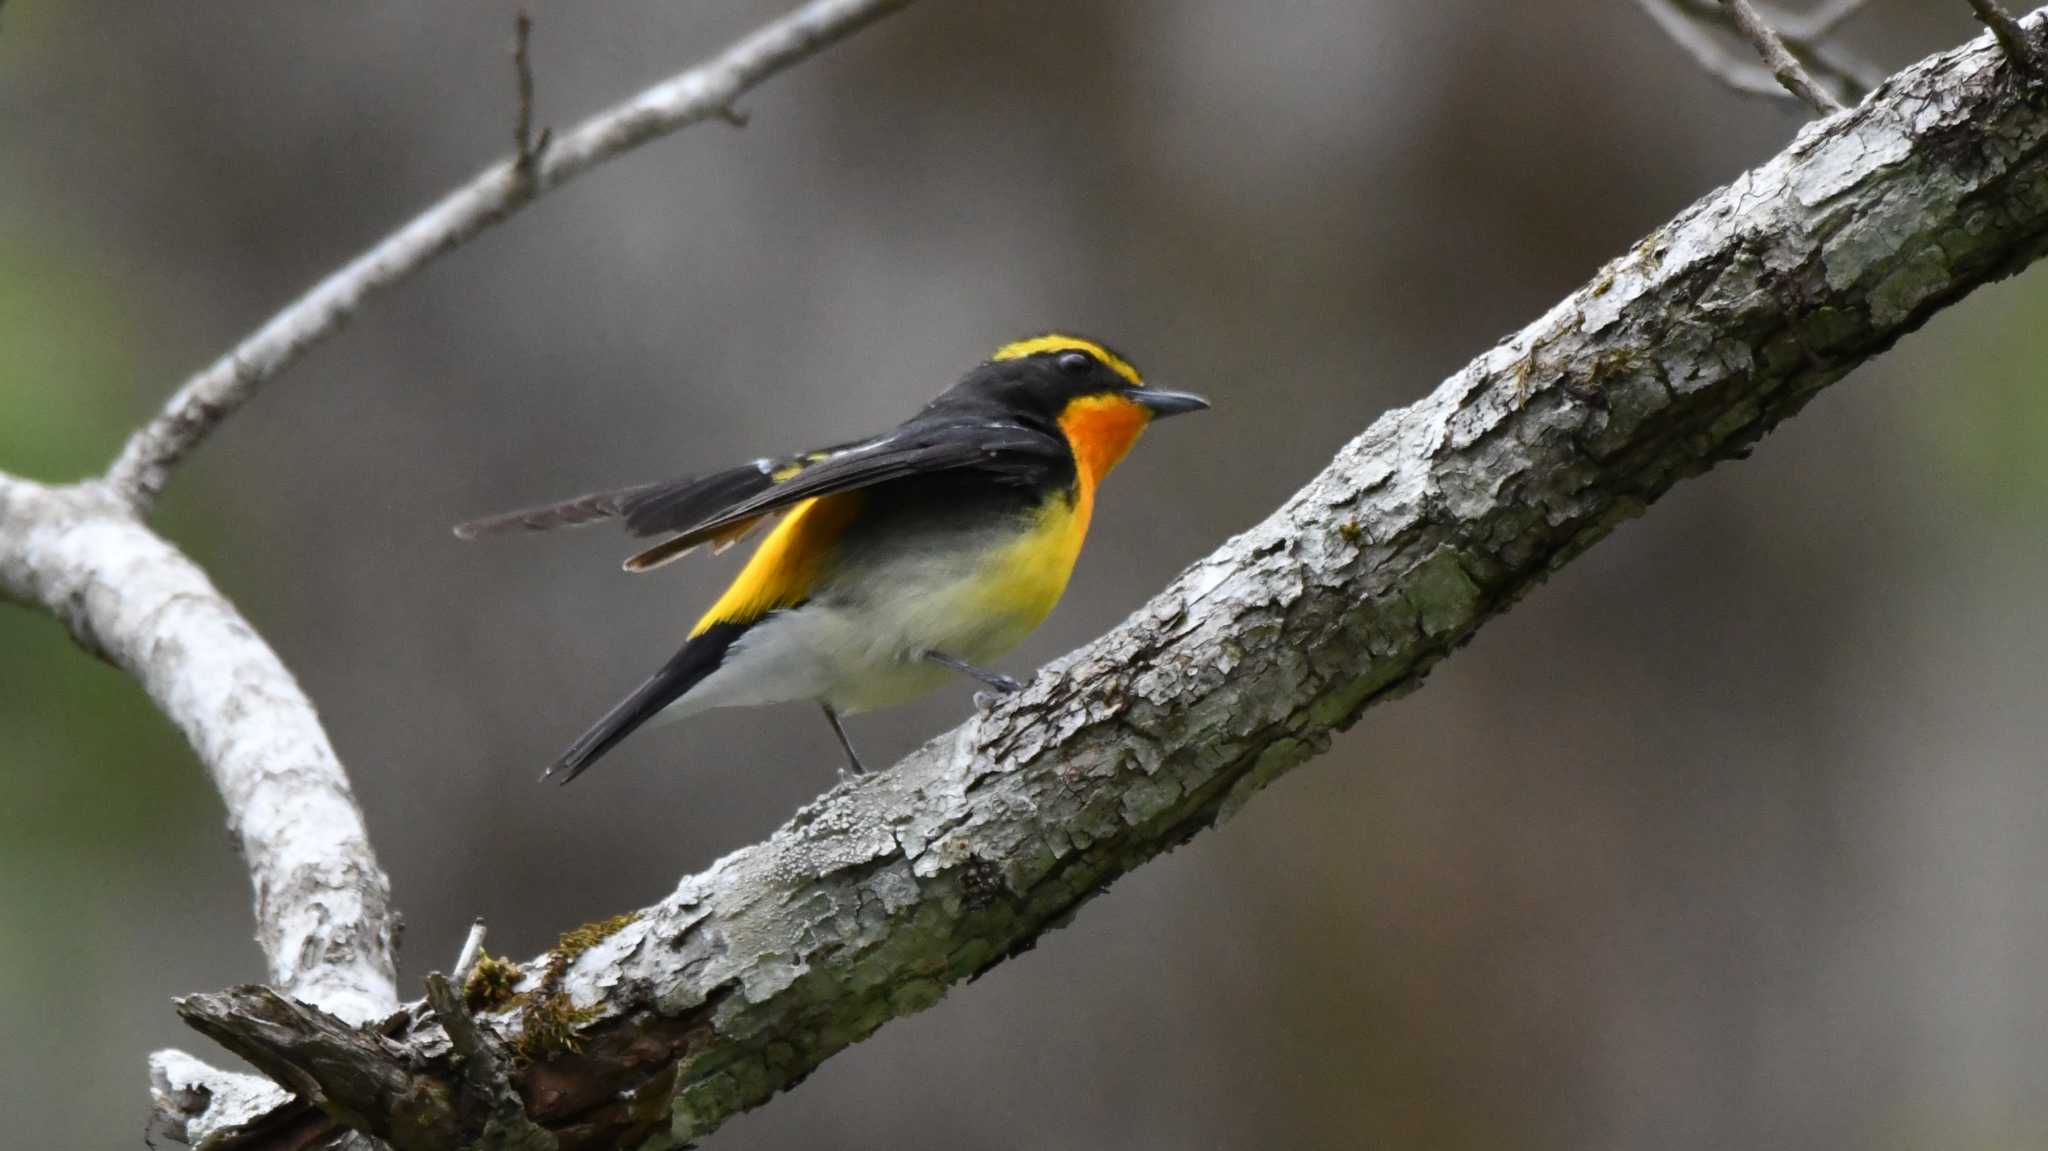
<box><xmin>1057</xmin><ymin>393</ymin><xmax>1151</xmax><ymax>495</ymax></box>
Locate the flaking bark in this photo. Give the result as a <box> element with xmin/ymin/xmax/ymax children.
<box><xmin>173</xmin><ymin>13</ymin><xmax>2048</xmax><ymax>1150</ymax></box>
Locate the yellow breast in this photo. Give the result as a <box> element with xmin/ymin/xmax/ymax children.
<box><xmin>971</xmin><ymin>487</ymin><xmax>1093</xmax><ymax>647</ymax></box>
<box><xmin>968</xmin><ymin>392</ymin><xmax>1151</xmax><ymax>646</ymax></box>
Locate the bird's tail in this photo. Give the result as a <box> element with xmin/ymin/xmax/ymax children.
<box><xmin>545</xmin><ymin>623</ymin><xmax>745</xmax><ymax>785</ymax></box>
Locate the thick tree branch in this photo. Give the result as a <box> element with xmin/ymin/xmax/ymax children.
<box><xmin>102</xmin><ymin>0</ymin><xmax>915</xmax><ymax>510</ymax></box>
<box><xmin>0</xmin><ymin>476</ymin><xmax>400</xmax><ymax>1035</ymax></box>
<box><xmin>176</xmin><ymin>12</ymin><xmax>2048</xmax><ymax>1150</ymax></box>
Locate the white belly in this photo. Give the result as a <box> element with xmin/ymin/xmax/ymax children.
<box><xmin>663</xmin><ymin>528</ymin><xmax>1071</xmax><ymax>719</ymax></box>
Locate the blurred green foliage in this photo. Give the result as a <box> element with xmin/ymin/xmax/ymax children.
<box><xmin>1923</xmin><ymin>275</ymin><xmax>2048</xmax><ymax>518</ymax></box>
<box><xmin>0</xmin><ymin>225</ymin><xmax>137</xmax><ymax>480</ymax></box>
<box><xmin>0</xmin><ymin>221</ymin><xmax>217</xmax><ymax>1023</ymax></box>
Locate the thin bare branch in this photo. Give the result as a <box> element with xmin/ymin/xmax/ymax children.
<box><xmin>102</xmin><ymin>0</ymin><xmax>916</xmax><ymax>510</ymax></box>
<box><xmin>1638</xmin><ymin>0</ymin><xmax>1793</xmax><ymax>100</ymax></box>
<box><xmin>172</xmin><ymin>13</ymin><xmax>2048</xmax><ymax>1147</ymax></box>
<box><xmin>1969</xmin><ymin>0</ymin><xmax>2046</xmax><ymax>71</ymax></box>
<box><xmin>1721</xmin><ymin>0</ymin><xmax>1847</xmax><ymax>111</ymax></box>
<box><xmin>512</xmin><ymin>10</ymin><xmax>547</xmax><ymax>179</ymax></box>
<box><xmin>1643</xmin><ymin>0</ymin><xmax>1880</xmax><ymax>108</ymax></box>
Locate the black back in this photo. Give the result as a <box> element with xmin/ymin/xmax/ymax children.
<box><xmin>453</xmin><ymin>337</ymin><xmax>1146</xmax><ymax>564</ymax></box>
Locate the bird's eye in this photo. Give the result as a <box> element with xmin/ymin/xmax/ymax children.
<box><xmin>1056</xmin><ymin>351</ymin><xmax>1092</xmax><ymax>374</ymax></box>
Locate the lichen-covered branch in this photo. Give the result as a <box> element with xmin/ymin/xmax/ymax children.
<box><xmin>174</xmin><ymin>12</ymin><xmax>2048</xmax><ymax>1150</ymax></box>
<box><xmin>101</xmin><ymin>0</ymin><xmax>916</xmax><ymax>509</ymax></box>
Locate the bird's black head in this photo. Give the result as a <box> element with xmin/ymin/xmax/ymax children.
<box><xmin>940</xmin><ymin>333</ymin><xmax>1210</xmax><ymax>423</ymax></box>
<box><xmin>935</xmin><ymin>333</ymin><xmax>1210</xmax><ymax>484</ymax></box>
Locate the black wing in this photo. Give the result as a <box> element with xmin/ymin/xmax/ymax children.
<box><xmin>451</xmin><ymin>429</ymin><xmax>885</xmax><ymax>543</ymax></box>
<box><xmin>453</xmin><ymin>415</ymin><xmax>1068</xmax><ymax>570</ymax></box>
<box><xmin>618</xmin><ymin>418</ymin><xmax>1067</xmax><ymax>572</ymax></box>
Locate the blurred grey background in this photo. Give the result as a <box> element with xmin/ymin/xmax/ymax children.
<box><xmin>4</xmin><ymin>2</ymin><xmax>2045</xmax><ymax>1147</ymax></box>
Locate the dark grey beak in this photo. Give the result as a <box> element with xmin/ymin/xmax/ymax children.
<box><xmin>1125</xmin><ymin>388</ymin><xmax>1211</xmax><ymax>418</ymax></box>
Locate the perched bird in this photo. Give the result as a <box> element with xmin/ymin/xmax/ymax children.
<box><xmin>455</xmin><ymin>333</ymin><xmax>1208</xmax><ymax>784</ymax></box>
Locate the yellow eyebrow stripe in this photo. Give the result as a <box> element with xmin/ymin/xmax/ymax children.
<box><xmin>991</xmin><ymin>334</ymin><xmax>1143</xmax><ymax>389</ymax></box>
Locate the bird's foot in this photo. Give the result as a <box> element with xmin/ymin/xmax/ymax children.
<box><xmin>924</xmin><ymin>650</ymin><xmax>1024</xmax><ymax>695</ymax></box>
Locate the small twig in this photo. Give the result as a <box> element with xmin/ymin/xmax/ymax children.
<box><xmin>451</xmin><ymin>919</ymin><xmax>489</xmax><ymax>987</ymax></box>
<box><xmin>1968</xmin><ymin>0</ymin><xmax>2045</xmax><ymax>72</ymax></box>
<box><xmin>1721</xmin><ymin>0</ymin><xmax>1847</xmax><ymax>112</ymax></box>
<box><xmin>1639</xmin><ymin>0</ymin><xmax>1791</xmax><ymax>100</ymax></box>
<box><xmin>1641</xmin><ymin>0</ymin><xmax>1879</xmax><ymax>109</ymax></box>
<box><xmin>512</xmin><ymin>10</ymin><xmax>547</xmax><ymax>177</ymax></box>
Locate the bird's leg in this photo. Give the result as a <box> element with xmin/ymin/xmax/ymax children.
<box><xmin>922</xmin><ymin>650</ymin><xmax>1024</xmax><ymax>694</ymax></box>
<box><xmin>820</xmin><ymin>703</ymin><xmax>866</xmax><ymax>780</ymax></box>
